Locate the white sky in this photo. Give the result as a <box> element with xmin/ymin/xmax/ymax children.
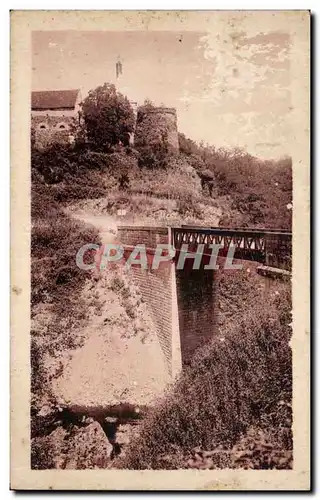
<box><xmin>33</xmin><ymin>26</ymin><xmax>293</xmax><ymax>159</ymax></box>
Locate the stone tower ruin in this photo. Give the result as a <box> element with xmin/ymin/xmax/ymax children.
<box><xmin>134</xmin><ymin>106</ymin><xmax>179</xmax><ymax>155</ymax></box>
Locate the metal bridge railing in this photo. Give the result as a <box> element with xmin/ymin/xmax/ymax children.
<box><xmin>171</xmin><ymin>226</ymin><xmax>292</xmax><ymax>271</ymax></box>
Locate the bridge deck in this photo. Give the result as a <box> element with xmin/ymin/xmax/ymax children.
<box><xmin>172</xmin><ymin>226</ymin><xmax>292</xmax><ymax>270</ymax></box>
<box><xmin>117</xmin><ymin>225</ymin><xmax>292</xmax><ymax>271</ymax></box>
<box><xmin>180</xmin><ymin>224</ymin><xmax>291</xmax><ymax>235</ymax></box>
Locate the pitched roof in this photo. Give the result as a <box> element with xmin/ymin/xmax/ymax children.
<box><xmin>31</xmin><ymin>89</ymin><xmax>80</xmax><ymax>110</ymax></box>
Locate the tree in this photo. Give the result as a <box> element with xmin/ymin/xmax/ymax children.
<box><xmin>142</xmin><ymin>98</ymin><xmax>155</xmax><ymax>111</ymax></box>
<box><xmin>178</xmin><ymin>133</ymin><xmax>199</xmax><ymax>156</ymax></box>
<box><xmin>80</xmin><ymin>83</ymin><xmax>135</xmax><ymax>151</ymax></box>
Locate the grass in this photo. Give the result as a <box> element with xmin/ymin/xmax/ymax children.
<box><xmin>130</xmin><ymin>159</ymin><xmax>201</xmax><ymax>202</ymax></box>
<box><xmin>32</xmin><ymin>187</ymin><xmax>100</xmax><ymax>311</ymax></box>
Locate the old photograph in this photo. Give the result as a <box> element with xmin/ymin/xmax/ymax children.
<box><xmin>11</xmin><ymin>10</ymin><xmax>310</xmax><ymax>490</ymax></box>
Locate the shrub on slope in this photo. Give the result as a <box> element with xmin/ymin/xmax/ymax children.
<box><xmin>116</xmin><ymin>272</ymin><xmax>292</xmax><ymax>470</ymax></box>
<box><xmin>201</xmin><ymin>147</ymin><xmax>292</xmax><ymax>230</ymax></box>
<box><xmin>31</xmin><ymin>184</ymin><xmax>101</xmax><ymax>413</ymax></box>
<box><xmin>31</xmin><ymin>186</ymin><xmax>100</xmax><ymax>309</ymax></box>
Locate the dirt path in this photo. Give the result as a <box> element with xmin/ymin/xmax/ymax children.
<box><xmin>68</xmin><ymin>209</ymin><xmax>118</xmax><ymax>243</ymax></box>
<box><xmin>51</xmin><ymin>208</ymin><xmax>171</xmax><ymax>409</ymax></box>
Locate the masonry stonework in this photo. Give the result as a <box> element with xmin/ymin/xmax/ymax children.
<box><xmin>117</xmin><ymin>226</ymin><xmax>219</xmax><ymax>377</ymax></box>
<box><xmin>118</xmin><ymin>226</ymin><xmax>180</xmax><ymax>377</ymax></box>
<box><xmin>31</xmin><ymin>89</ymin><xmax>81</xmax><ymax>150</ymax></box>
<box><xmin>130</xmin><ymin>264</ymin><xmax>175</xmax><ymax>374</ymax></box>
<box><xmin>31</xmin><ymin>114</ymin><xmax>76</xmax><ymax>150</ymax></box>
<box><xmin>175</xmin><ymin>267</ymin><xmax>217</xmax><ymax>366</ymax></box>
<box><xmin>134</xmin><ymin>107</ymin><xmax>179</xmax><ymax>155</ymax></box>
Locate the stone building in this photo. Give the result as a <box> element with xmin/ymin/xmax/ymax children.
<box><xmin>31</xmin><ymin>88</ymin><xmax>179</xmax><ymax>155</ymax></box>
<box><xmin>31</xmin><ymin>89</ymin><xmax>81</xmax><ymax>149</ymax></box>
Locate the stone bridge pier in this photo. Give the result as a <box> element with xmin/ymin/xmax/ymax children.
<box><xmin>117</xmin><ymin>226</ymin><xmax>218</xmax><ymax>378</ymax></box>
<box><xmin>117</xmin><ymin>225</ymin><xmax>291</xmax><ymax>379</ymax></box>
<box><xmin>175</xmin><ymin>266</ymin><xmax>217</xmax><ymax>366</ymax></box>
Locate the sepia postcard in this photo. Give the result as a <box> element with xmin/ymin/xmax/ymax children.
<box><xmin>10</xmin><ymin>10</ymin><xmax>310</xmax><ymax>490</ymax></box>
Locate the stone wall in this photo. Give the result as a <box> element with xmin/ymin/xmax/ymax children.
<box><xmin>118</xmin><ymin>226</ymin><xmax>180</xmax><ymax>376</ymax></box>
<box><xmin>130</xmin><ymin>264</ymin><xmax>176</xmax><ymax>375</ymax></box>
<box><xmin>31</xmin><ymin>113</ymin><xmax>76</xmax><ymax>150</ymax></box>
<box><xmin>117</xmin><ymin>226</ymin><xmax>169</xmax><ymax>248</ymax></box>
<box><xmin>117</xmin><ymin>225</ymin><xmax>229</xmax><ymax>374</ymax></box>
<box><xmin>175</xmin><ymin>267</ymin><xmax>217</xmax><ymax>366</ymax></box>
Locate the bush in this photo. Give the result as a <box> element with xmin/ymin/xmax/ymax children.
<box><xmin>130</xmin><ymin>159</ymin><xmax>201</xmax><ymax>202</ymax></box>
<box><xmin>31</xmin><ymin>186</ymin><xmax>100</xmax><ymax>308</ymax></box>
<box><xmin>175</xmin><ymin>138</ymin><xmax>292</xmax><ymax>229</ymax></box>
<box><xmin>77</xmin><ymin>151</ymin><xmax>109</xmax><ymax>170</ymax></box>
<box><xmin>31</xmin><ymin>144</ymin><xmax>76</xmax><ymax>184</ymax></box>
<box><xmin>178</xmin><ymin>133</ymin><xmax>200</xmax><ymax>156</ymax></box>
<box><xmin>104</xmin><ymin>150</ymin><xmax>138</xmax><ymax>177</ymax></box>
<box><xmin>203</xmin><ymin>147</ymin><xmax>292</xmax><ymax>229</ymax></box>
<box><xmin>116</xmin><ymin>272</ymin><xmax>292</xmax><ymax>470</ymax></box>
<box><xmin>32</xmin><ymin>144</ymin><xmax>112</xmax><ymax>181</ymax></box>
<box><xmin>80</xmin><ymin>83</ymin><xmax>135</xmax><ymax>151</ymax></box>
<box><xmin>52</xmin><ymin>180</ymin><xmax>106</xmax><ymax>202</ymax></box>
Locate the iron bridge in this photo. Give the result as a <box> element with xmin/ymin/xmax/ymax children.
<box><xmin>171</xmin><ymin>225</ymin><xmax>292</xmax><ymax>270</ymax></box>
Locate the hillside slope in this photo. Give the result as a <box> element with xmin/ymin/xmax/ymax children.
<box><xmin>31</xmin><ymin>142</ymin><xmax>292</xmax><ymax>469</ymax></box>
<box><xmin>115</xmin><ymin>271</ymin><xmax>292</xmax><ymax>470</ymax></box>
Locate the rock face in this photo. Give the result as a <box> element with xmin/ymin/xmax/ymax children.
<box><xmin>31</xmin><ymin>411</ymin><xmax>142</xmax><ymax>469</ymax></box>
<box><xmin>31</xmin><ymin>422</ymin><xmax>112</xmax><ymax>469</ymax></box>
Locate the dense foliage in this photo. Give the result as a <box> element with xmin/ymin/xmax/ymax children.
<box><xmin>116</xmin><ymin>271</ymin><xmax>292</xmax><ymax>470</ymax></box>
<box><xmin>31</xmin><ymin>143</ymin><xmax>138</xmax><ymax>201</ymax></box>
<box><xmin>178</xmin><ymin>133</ymin><xmax>292</xmax><ymax>230</ymax></box>
<box><xmin>210</xmin><ymin>149</ymin><xmax>292</xmax><ymax>229</ymax></box>
<box><xmin>32</xmin><ymin>81</ymin><xmax>292</xmax><ymax>230</ymax></box>
<box><xmin>79</xmin><ymin>83</ymin><xmax>135</xmax><ymax>151</ymax></box>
